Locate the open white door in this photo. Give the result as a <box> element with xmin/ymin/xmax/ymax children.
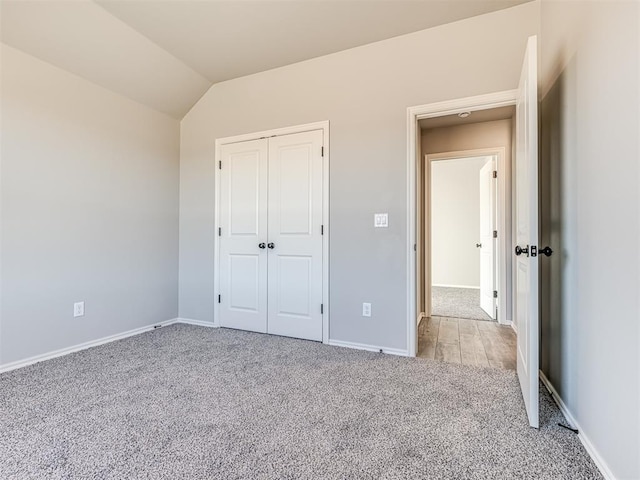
<box><xmin>515</xmin><ymin>35</ymin><xmax>539</xmax><ymax>428</ymax></box>
<box><xmin>479</xmin><ymin>158</ymin><xmax>496</xmax><ymax>319</ymax></box>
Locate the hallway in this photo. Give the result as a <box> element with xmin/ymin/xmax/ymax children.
<box><xmin>417</xmin><ymin>316</ymin><xmax>516</xmax><ymax>369</ymax></box>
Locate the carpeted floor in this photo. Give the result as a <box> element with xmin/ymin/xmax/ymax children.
<box><xmin>432</xmin><ymin>286</ymin><xmax>493</xmax><ymax>321</ymax></box>
<box><xmin>0</xmin><ymin>324</ymin><xmax>601</xmax><ymax>479</ymax></box>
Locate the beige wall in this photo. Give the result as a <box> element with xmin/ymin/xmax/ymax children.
<box><xmin>539</xmin><ymin>1</ymin><xmax>639</xmax><ymax>478</ymax></box>
<box><xmin>0</xmin><ymin>45</ymin><xmax>180</xmax><ymax>365</ymax></box>
<box><xmin>421</xmin><ymin>119</ymin><xmax>513</xmax><ymax>321</ymax></box>
<box><xmin>179</xmin><ymin>4</ymin><xmax>538</xmax><ymax>350</ymax></box>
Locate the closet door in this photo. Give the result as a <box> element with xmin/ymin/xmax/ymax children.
<box><xmin>218</xmin><ymin>139</ymin><xmax>268</xmax><ymax>333</ymax></box>
<box><xmin>266</xmin><ymin>131</ymin><xmax>324</xmax><ymax>341</ymax></box>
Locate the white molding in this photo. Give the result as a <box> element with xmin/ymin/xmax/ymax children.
<box><xmin>407</xmin><ymin>90</ymin><xmax>518</xmax><ymax>357</ymax></box>
<box><xmin>539</xmin><ymin>371</ymin><xmax>615</xmax><ymax>480</ymax></box>
<box><xmin>214</xmin><ymin>121</ymin><xmax>330</xmax><ymax>343</ymax></box>
<box><xmin>510</xmin><ymin>320</ymin><xmax>517</xmax><ymax>335</ymax></box>
<box><xmin>417</xmin><ymin>312</ymin><xmax>427</xmax><ymax>328</ymax></box>
<box><xmin>327</xmin><ymin>339</ymin><xmax>408</xmax><ymax>357</ymax></box>
<box><xmin>432</xmin><ymin>284</ymin><xmax>480</xmax><ymax>289</ymax></box>
<box><xmin>0</xmin><ymin>318</ymin><xmax>180</xmax><ymax>374</ymax></box>
<box><xmin>177</xmin><ymin>318</ymin><xmax>217</xmax><ymax>328</ymax></box>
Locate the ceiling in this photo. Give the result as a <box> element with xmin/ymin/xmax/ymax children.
<box><xmin>1</xmin><ymin>0</ymin><xmax>531</xmax><ymax>119</ymax></box>
<box><xmin>419</xmin><ymin>106</ymin><xmax>515</xmax><ymax>130</ymax></box>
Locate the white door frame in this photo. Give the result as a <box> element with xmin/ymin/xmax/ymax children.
<box><xmin>424</xmin><ymin>147</ymin><xmax>508</xmax><ymax>324</ymax></box>
<box><xmin>406</xmin><ymin>90</ymin><xmax>517</xmax><ymax>357</ymax></box>
<box><xmin>214</xmin><ymin>121</ymin><xmax>330</xmax><ymax>343</ymax></box>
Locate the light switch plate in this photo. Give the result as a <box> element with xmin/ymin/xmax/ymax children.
<box><xmin>362</xmin><ymin>303</ymin><xmax>372</xmax><ymax>317</ymax></box>
<box><xmin>374</xmin><ymin>213</ymin><xmax>388</xmax><ymax>228</ymax></box>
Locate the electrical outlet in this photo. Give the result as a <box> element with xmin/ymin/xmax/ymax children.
<box><xmin>74</xmin><ymin>302</ymin><xmax>85</xmax><ymax>318</ymax></box>
<box><xmin>362</xmin><ymin>302</ymin><xmax>372</xmax><ymax>317</ymax></box>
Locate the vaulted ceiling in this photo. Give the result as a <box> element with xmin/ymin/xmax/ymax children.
<box><xmin>1</xmin><ymin>0</ymin><xmax>531</xmax><ymax>119</ymax></box>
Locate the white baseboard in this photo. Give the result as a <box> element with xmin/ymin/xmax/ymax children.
<box><xmin>509</xmin><ymin>321</ymin><xmax>517</xmax><ymax>334</ymax></box>
<box><xmin>327</xmin><ymin>339</ymin><xmax>408</xmax><ymax>357</ymax></box>
<box><xmin>432</xmin><ymin>284</ymin><xmax>480</xmax><ymax>289</ymax></box>
<box><xmin>417</xmin><ymin>312</ymin><xmax>427</xmax><ymax>328</ymax></box>
<box><xmin>0</xmin><ymin>318</ymin><xmax>180</xmax><ymax>374</ymax></box>
<box><xmin>176</xmin><ymin>318</ymin><xmax>217</xmax><ymax>328</ymax></box>
<box><xmin>539</xmin><ymin>371</ymin><xmax>614</xmax><ymax>480</ymax></box>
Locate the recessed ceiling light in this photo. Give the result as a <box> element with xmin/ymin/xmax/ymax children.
<box><xmin>458</xmin><ymin>111</ymin><xmax>471</xmax><ymax>118</ymax></box>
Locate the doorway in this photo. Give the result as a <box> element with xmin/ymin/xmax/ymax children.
<box><xmin>417</xmin><ymin>112</ymin><xmax>516</xmax><ymax>369</ymax></box>
<box><xmin>427</xmin><ymin>153</ymin><xmax>500</xmax><ymax>323</ymax></box>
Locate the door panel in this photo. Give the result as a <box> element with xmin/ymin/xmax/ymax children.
<box><xmin>276</xmin><ymin>255</ymin><xmax>312</xmax><ymax>317</ymax></box>
<box><xmin>228</xmin><ymin>254</ymin><xmax>260</xmax><ymax>312</ymax></box>
<box><xmin>515</xmin><ymin>35</ymin><xmax>539</xmax><ymax>428</ymax></box>
<box><xmin>267</xmin><ymin>131</ymin><xmax>323</xmax><ymax>341</ymax></box>
<box><xmin>219</xmin><ymin>139</ymin><xmax>268</xmax><ymax>333</ymax></box>
<box><xmin>479</xmin><ymin>158</ymin><xmax>496</xmax><ymax>319</ymax></box>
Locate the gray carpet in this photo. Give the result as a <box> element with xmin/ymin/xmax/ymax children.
<box><xmin>0</xmin><ymin>325</ymin><xmax>601</xmax><ymax>479</ymax></box>
<box><xmin>432</xmin><ymin>286</ymin><xmax>493</xmax><ymax>321</ymax></box>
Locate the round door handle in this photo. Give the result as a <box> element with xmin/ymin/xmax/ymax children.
<box><xmin>476</xmin><ymin>243</ymin><xmax>482</xmax><ymax>248</ymax></box>
<box><xmin>515</xmin><ymin>245</ymin><xmax>529</xmax><ymax>256</ymax></box>
<box><xmin>258</xmin><ymin>243</ymin><xmax>266</xmax><ymax>249</ymax></box>
<box><xmin>267</xmin><ymin>242</ymin><xmax>275</xmax><ymax>249</ymax></box>
<box><xmin>540</xmin><ymin>246</ymin><xmax>553</xmax><ymax>257</ymax></box>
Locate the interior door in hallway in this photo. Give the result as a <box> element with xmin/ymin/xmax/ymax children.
<box><xmin>218</xmin><ymin>139</ymin><xmax>268</xmax><ymax>333</ymax></box>
<box><xmin>479</xmin><ymin>157</ymin><xmax>496</xmax><ymax>319</ymax></box>
<box><xmin>266</xmin><ymin>130</ymin><xmax>324</xmax><ymax>342</ymax></box>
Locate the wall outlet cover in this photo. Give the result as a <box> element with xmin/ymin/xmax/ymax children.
<box><xmin>74</xmin><ymin>301</ymin><xmax>85</xmax><ymax>317</ymax></box>
<box><xmin>362</xmin><ymin>302</ymin><xmax>372</xmax><ymax>317</ymax></box>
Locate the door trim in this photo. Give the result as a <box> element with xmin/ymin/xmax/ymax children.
<box><xmin>407</xmin><ymin>90</ymin><xmax>517</xmax><ymax>357</ymax></box>
<box><xmin>214</xmin><ymin>121</ymin><xmax>330</xmax><ymax>344</ymax></box>
<box><xmin>424</xmin><ymin>147</ymin><xmax>509</xmax><ymax>326</ymax></box>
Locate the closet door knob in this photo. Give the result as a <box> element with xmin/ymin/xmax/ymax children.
<box><xmin>515</xmin><ymin>245</ymin><xmax>529</xmax><ymax>257</ymax></box>
<box><xmin>258</xmin><ymin>243</ymin><xmax>266</xmax><ymax>249</ymax></box>
<box><xmin>267</xmin><ymin>243</ymin><xmax>275</xmax><ymax>249</ymax></box>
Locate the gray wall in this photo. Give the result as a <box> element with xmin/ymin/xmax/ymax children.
<box><xmin>0</xmin><ymin>45</ymin><xmax>180</xmax><ymax>365</ymax></box>
<box><xmin>539</xmin><ymin>1</ymin><xmax>639</xmax><ymax>478</ymax></box>
<box><xmin>179</xmin><ymin>3</ymin><xmax>539</xmax><ymax>351</ymax></box>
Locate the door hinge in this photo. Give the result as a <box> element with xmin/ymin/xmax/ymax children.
<box><xmin>218</xmin><ymin>294</ymin><xmax>221</xmax><ymax>303</ymax></box>
<box><xmin>321</xmin><ymin>146</ymin><xmax>324</xmax><ymax>157</ymax></box>
<box><xmin>321</xmin><ymin>304</ymin><xmax>324</xmax><ymax>314</ymax></box>
<box><xmin>218</xmin><ymin>227</ymin><xmax>222</xmax><ymax>236</ymax></box>
<box><xmin>493</xmin><ymin>290</ymin><xmax>498</xmax><ymax>298</ymax></box>
<box><xmin>414</xmin><ymin>243</ymin><xmax>417</xmax><ymax>251</ymax></box>
<box><xmin>493</xmin><ymin>170</ymin><xmax>497</xmax><ymax>178</ymax></box>
<box><xmin>493</xmin><ymin>230</ymin><xmax>498</xmax><ymax>238</ymax></box>
<box><xmin>219</xmin><ymin>160</ymin><xmax>222</xmax><ymax>170</ymax></box>
<box><xmin>321</xmin><ymin>225</ymin><xmax>324</xmax><ymax>235</ymax></box>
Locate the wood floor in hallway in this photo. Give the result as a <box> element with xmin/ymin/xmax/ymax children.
<box><xmin>417</xmin><ymin>316</ymin><xmax>516</xmax><ymax>370</ymax></box>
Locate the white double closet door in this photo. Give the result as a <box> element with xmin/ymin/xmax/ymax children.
<box><xmin>218</xmin><ymin>130</ymin><xmax>324</xmax><ymax>342</ymax></box>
